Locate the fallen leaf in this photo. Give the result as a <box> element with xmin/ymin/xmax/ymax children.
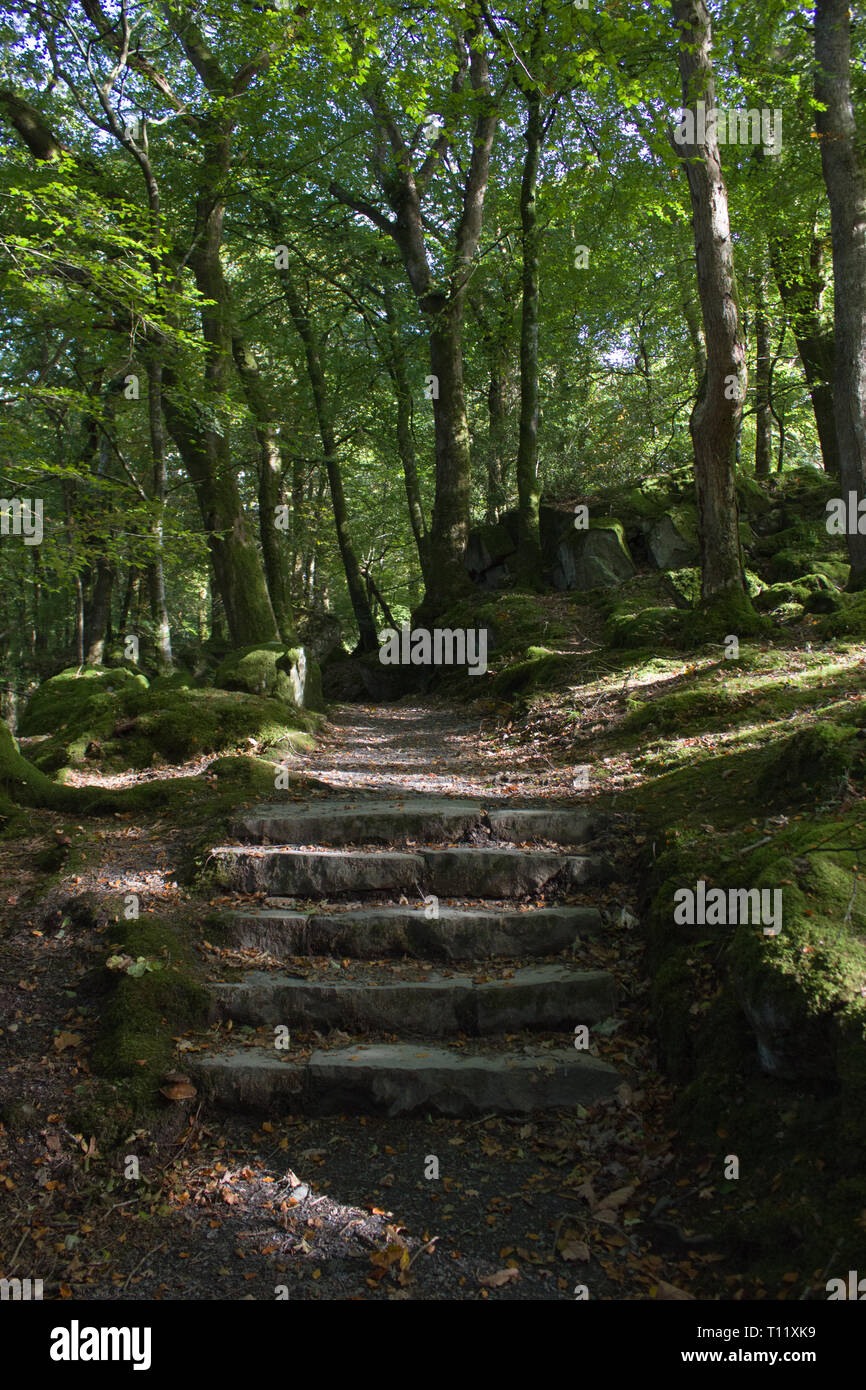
<box><xmin>478</xmin><ymin>1268</ymin><xmax>520</xmax><ymax>1287</ymax></box>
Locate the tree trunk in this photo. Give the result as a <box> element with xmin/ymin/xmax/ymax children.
<box><xmin>426</xmin><ymin>298</ymin><xmax>474</xmax><ymax>605</ymax></box>
<box><xmin>769</xmin><ymin>234</ymin><xmax>839</xmax><ymax>476</ymax></box>
<box><xmin>161</xmin><ymin>365</ymin><xmax>279</xmax><ymax>647</ymax></box>
<box><xmin>674</xmin><ymin>253</ymin><xmax>707</xmax><ymax>387</ymax></box>
<box><xmin>486</xmin><ymin>349</ymin><xmax>508</xmax><ymax>523</ymax></box>
<box><xmin>754</xmin><ymin>269</ymin><xmax>773</xmax><ymax>478</ymax></box>
<box><xmin>814</xmin><ymin>0</ymin><xmax>866</xmax><ymax>586</ymax></box>
<box><xmin>672</xmin><ymin>0</ymin><xmax>749</xmax><ymax>603</ymax></box>
<box><xmin>232</xmin><ymin>334</ymin><xmax>297</xmax><ymax>643</ymax></box>
<box><xmin>145</xmin><ymin>355</ymin><xmax>173</xmax><ymax>670</ymax></box>
<box><xmin>383</xmin><ymin>287</ymin><xmax>430</xmax><ymax>581</ymax></box>
<box><xmin>279</xmin><ymin>271</ymin><xmax>378</xmax><ymax>653</ymax></box>
<box><xmin>84</xmin><ymin>558</ymin><xmax>114</xmax><ymax>665</ymax></box>
<box><xmin>514</xmin><ymin>82</ymin><xmax>543</xmax><ymax>580</ymax></box>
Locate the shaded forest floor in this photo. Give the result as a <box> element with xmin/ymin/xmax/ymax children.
<box><xmin>2</xmin><ymin>597</ymin><xmax>865</xmax><ymax>1300</ymax></box>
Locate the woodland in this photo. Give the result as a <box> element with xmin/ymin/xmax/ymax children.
<box><xmin>0</xmin><ymin>0</ymin><xmax>865</xmax><ymax>1310</ymax></box>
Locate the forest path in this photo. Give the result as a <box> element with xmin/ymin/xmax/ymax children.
<box><xmin>173</xmin><ymin>699</ymin><xmax>724</xmax><ymax>1301</ymax></box>
<box><xmin>291</xmin><ymin>698</ymin><xmax>580</xmax><ymax>801</ymax></box>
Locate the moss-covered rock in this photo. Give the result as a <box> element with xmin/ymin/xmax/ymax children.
<box><xmin>757</xmin><ymin>723</ymin><xmax>862</xmax><ymax>804</ymax></box>
<box><xmin>623</xmin><ymin>686</ymin><xmax>743</xmax><ymax>735</ymax></box>
<box><xmin>90</xmin><ymin>917</ymin><xmax>209</xmax><ymax>1114</ymax></box>
<box><xmin>645</xmin><ymin>506</ymin><xmax>699</xmax><ymax>570</ymax></box>
<box><xmin>551</xmin><ymin>519</ymin><xmax>636</xmax><ymax>591</ymax></box>
<box><xmin>24</xmin><ymin>682</ymin><xmax>318</xmax><ymax>776</ymax></box>
<box><xmin>753</xmin><ymin>574</ymin><xmax>834</xmax><ymax>612</ymax></box>
<box><xmin>606</xmin><ymin>604</ymin><xmax>685</xmax><ymax>649</ymax></box>
<box><xmin>817</xmin><ymin>590</ymin><xmax>866</xmax><ymax>637</ymax></box>
<box><xmin>19</xmin><ymin>665</ymin><xmax>148</xmax><ymax>738</ymax></box>
<box><xmin>214</xmin><ymin>643</ymin><xmax>323</xmax><ymax>711</ymax></box>
<box><xmin>491</xmin><ymin>646</ymin><xmax>572</xmax><ymax>701</ymax></box>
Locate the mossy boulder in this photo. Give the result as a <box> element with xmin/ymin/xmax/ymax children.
<box><xmin>19</xmin><ymin>665</ymin><xmax>148</xmax><ymax>737</ymax></box>
<box><xmin>623</xmin><ymin>686</ymin><xmax>742</xmax><ymax>735</ymax></box>
<box><xmin>606</xmin><ymin>604</ymin><xmax>685</xmax><ymax>649</ymax></box>
<box><xmin>757</xmin><ymin>723</ymin><xmax>862</xmax><ymax>804</ymax></box>
<box><xmin>214</xmin><ymin>643</ymin><xmax>323</xmax><ymax>711</ymax></box>
<box><xmin>551</xmin><ymin>519</ymin><xmax>635</xmax><ymax>591</ymax></box>
<box><xmin>817</xmin><ymin>590</ymin><xmax>866</xmax><ymax>637</ymax></box>
<box><xmin>464</xmin><ymin>519</ymin><xmax>518</xmax><ymax>587</ymax></box>
<box><xmin>25</xmin><ymin>684</ymin><xmax>317</xmax><ymax>775</ymax></box>
<box><xmin>765</xmin><ymin>548</ymin><xmax>847</xmax><ymax>587</ymax></box>
<box><xmin>491</xmin><ymin>646</ymin><xmax>571</xmax><ymax>701</ymax></box>
<box><xmin>646</xmin><ymin>507</ymin><xmax>699</xmax><ymax>570</ymax></box>
<box><xmin>753</xmin><ymin>574</ymin><xmax>834</xmax><ymax>613</ymax></box>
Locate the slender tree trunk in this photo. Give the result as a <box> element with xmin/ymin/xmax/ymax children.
<box><xmin>426</xmin><ymin>298</ymin><xmax>474</xmax><ymax>603</ymax></box>
<box><xmin>161</xmin><ymin>366</ymin><xmax>279</xmax><ymax>647</ymax></box>
<box><xmin>145</xmin><ymin>355</ymin><xmax>173</xmax><ymax>670</ymax></box>
<box><xmin>514</xmin><ymin>82</ymin><xmax>543</xmax><ymax>580</ymax></box>
<box><xmin>637</xmin><ymin>330</ymin><xmax>656</xmax><ymax>439</ymax></box>
<box><xmin>84</xmin><ymin>559</ymin><xmax>114</xmax><ymax>665</ymax></box>
<box><xmin>674</xmin><ymin>253</ymin><xmax>707</xmax><ymax>387</ymax></box>
<box><xmin>754</xmin><ymin>268</ymin><xmax>773</xmax><ymax>478</ymax></box>
<box><xmin>486</xmin><ymin>350</ymin><xmax>508</xmax><ymax>523</ymax></box>
<box><xmin>814</xmin><ymin>0</ymin><xmax>866</xmax><ymax>586</ymax></box>
<box><xmin>279</xmin><ymin>271</ymin><xmax>378</xmax><ymax>653</ymax></box>
<box><xmin>118</xmin><ymin>566</ymin><xmax>137</xmax><ymax>634</ymax></box>
<box><xmin>769</xmin><ymin>235</ymin><xmax>839</xmax><ymax>476</ymax></box>
<box><xmin>290</xmin><ymin>453</ymin><xmax>306</xmax><ymax>597</ymax></box>
<box><xmin>232</xmin><ymin>334</ymin><xmax>296</xmax><ymax>643</ymax></box>
<box><xmin>672</xmin><ymin>0</ymin><xmax>749</xmax><ymax>603</ymax></box>
<box><xmin>383</xmin><ymin>287</ymin><xmax>430</xmax><ymax>581</ymax></box>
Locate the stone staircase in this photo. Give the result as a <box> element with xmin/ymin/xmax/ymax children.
<box><xmin>190</xmin><ymin>797</ymin><xmax>622</xmax><ymax>1117</ymax></box>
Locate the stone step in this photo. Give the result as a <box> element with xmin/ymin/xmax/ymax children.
<box><xmin>232</xmin><ymin>798</ymin><xmax>604</xmax><ymax>848</ymax></box>
<box><xmin>207</xmin><ymin>845</ymin><xmax>612</xmax><ymax>898</ymax></box>
<box><xmin>207</xmin><ymin>963</ymin><xmax>616</xmax><ymax>1036</ymax></box>
<box><xmin>221</xmin><ymin>904</ymin><xmax>603</xmax><ymax>961</ymax></box>
<box><xmin>190</xmin><ymin>1043</ymin><xmax>621</xmax><ymax>1116</ymax></box>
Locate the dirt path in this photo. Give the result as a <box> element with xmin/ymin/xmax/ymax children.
<box><xmin>295</xmin><ymin>699</ymin><xmax>582</xmax><ymax>801</ymax></box>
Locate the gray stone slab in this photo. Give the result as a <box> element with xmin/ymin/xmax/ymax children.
<box><xmin>223</xmin><ymin>904</ymin><xmax>602</xmax><ymax>961</ymax></box>
<box><xmin>232</xmin><ymin>797</ymin><xmax>483</xmax><ymax>846</ymax></box>
<box><xmin>306</xmin><ymin>1045</ymin><xmax>621</xmax><ymax>1116</ymax></box>
<box><xmin>486</xmin><ymin>808</ymin><xmax>601</xmax><ymax>844</ymax></box>
<box><xmin>190</xmin><ymin>1044</ymin><xmax>620</xmax><ymax>1116</ymax></box>
<box><xmin>208</xmin><ymin>848</ymin><xmax>423</xmax><ymax>896</ymax></box>
<box><xmin>207</xmin><ymin>963</ymin><xmax>615</xmax><ymax>1035</ymax></box>
<box><xmin>209</xmin><ymin>845</ymin><xmax>610</xmax><ymax>897</ymax></box>
<box><xmin>191</xmin><ymin>1049</ymin><xmax>305</xmax><ymax>1109</ymax></box>
<box><xmin>231</xmin><ymin>799</ymin><xmax>607</xmax><ymax>848</ymax></box>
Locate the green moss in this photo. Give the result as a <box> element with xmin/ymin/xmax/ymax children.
<box><xmin>766</xmin><ymin>548</ymin><xmax>847</xmax><ymax>586</ymax></box>
<box><xmin>622</xmin><ymin>686</ymin><xmax>742</xmax><ymax>735</ymax></box>
<box><xmin>19</xmin><ymin>665</ymin><xmax>148</xmax><ymax>737</ymax></box>
<box><xmin>607</xmin><ymin>604</ymin><xmax>685</xmax><ymax>649</ymax></box>
<box><xmin>91</xmin><ymin>917</ymin><xmax>209</xmax><ymax>1112</ymax></box>
<box><xmin>686</xmin><ymin>591</ymin><xmax>768</xmax><ymax>644</ymax></box>
<box><xmin>0</xmin><ymin>719</ymin><xmax>81</xmax><ymax>817</ymax></box>
<box><xmin>491</xmin><ymin>646</ymin><xmax>572</xmax><ymax>700</ymax></box>
<box><xmin>214</xmin><ymin>643</ymin><xmax>324</xmax><ymax>711</ymax></box>
<box><xmin>817</xmin><ymin>590</ymin><xmax>866</xmax><ymax>637</ymax></box>
<box><xmin>757</xmin><ymin>723</ymin><xmax>862</xmax><ymax>803</ymax></box>
<box><xmin>435</xmin><ymin>594</ymin><xmax>571</xmax><ymax>660</ymax></box>
<box><xmin>26</xmin><ymin>682</ymin><xmax>319</xmax><ymax>775</ymax></box>
<box><xmin>753</xmin><ymin>575</ymin><xmax>833</xmax><ymax>612</ymax></box>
